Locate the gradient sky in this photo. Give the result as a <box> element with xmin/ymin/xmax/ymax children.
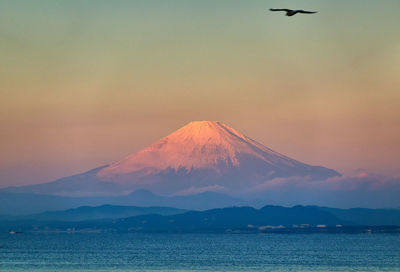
<box><xmin>1</xmin><ymin>0</ymin><xmax>400</xmax><ymax>187</ymax></box>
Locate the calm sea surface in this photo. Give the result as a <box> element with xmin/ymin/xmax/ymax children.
<box><xmin>0</xmin><ymin>233</ymin><xmax>399</xmax><ymax>272</ymax></box>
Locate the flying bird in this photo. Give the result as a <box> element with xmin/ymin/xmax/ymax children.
<box><xmin>269</xmin><ymin>9</ymin><xmax>317</xmax><ymax>17</ymax></box>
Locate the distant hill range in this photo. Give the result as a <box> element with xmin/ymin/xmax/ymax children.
<box><xmin>1</xmin><ymin>205</ymin><xmax>400</xmax><ymax>233</ymax></box>
<box><xmin>21</xmin><ymin>205</ymin><xmax>186</xmax><ymax>221</ymax></box>
<box><xmin>0</xmin><ymin>190</ymin><xmax>245</xmax><ymax>216</ymax></box>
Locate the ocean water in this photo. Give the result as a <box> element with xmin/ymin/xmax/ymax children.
<box><xmin>0</xmin><ymin>233</ymin><xmax>399</xmax><ymax>272</ymax></box>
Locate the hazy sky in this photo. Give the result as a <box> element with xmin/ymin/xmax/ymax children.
<box><xmin>1</xmin><ymin>0</ymin><xmax>400</xmax><ymax>187</ymax></box>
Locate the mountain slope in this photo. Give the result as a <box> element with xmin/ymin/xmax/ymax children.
<box><xmin>22</xmin><ymin>205</ymin><xmax>186</xmax><ymax>221</ymax></box>
<box><xmin>98</xmin><ymin>121</ymin><xmax>339</xmax><ymax>189</ymax></box>
<box><xmin>0</xmin><ymin>190</ymin><xmax>246</xmax><ymax>215</ymax></box>
<box><xmin>1</xmin><ymin>166</ymin><xmax>119</xmax><ymax>196</ymax></box>
<box><xmin>1</xmin><ymin>121</ymin><xmax>340</xmax><ymax>196</ymax></box>
<box><xmin>96</xmin><ymin>121</ymin><xmax>339</xmax><ymax>194</ymax></box>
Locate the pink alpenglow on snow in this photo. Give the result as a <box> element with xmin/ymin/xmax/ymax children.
<box><xmin>98</xmin><ymin>121</ymin><xmax>301</xmax><ymax>179</ymax></box>
<box><xmin>96</xmin><ymin>121</ymin><xmax>339</xmax><ymax>190</ymax></box>
<box><xmin>1</xmin><ymin>121</ymin><xmax>340</xmax><ymax>196</ymax></box>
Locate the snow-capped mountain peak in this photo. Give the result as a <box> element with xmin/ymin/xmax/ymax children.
<box><xmin>1</xmin><ymin>121</ymin><xmax>340</xmax><ymax>196</ymax></box>
<box><xmin>96</xmin><ymin>121</ymin><xmax>338</xmax><ymax>185</ymax></box>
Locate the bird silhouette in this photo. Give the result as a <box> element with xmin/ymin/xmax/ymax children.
<box><xmin>269</xmin><ymin>9</ymin><xmax>317</xmax><ymax>17</ymax></box>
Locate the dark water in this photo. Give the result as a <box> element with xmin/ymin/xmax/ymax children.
<box><xmin>0</xmin><ymin>233</ymin><xmax>399</xmax><ymax>271</ymax></box>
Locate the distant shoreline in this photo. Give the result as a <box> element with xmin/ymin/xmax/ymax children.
<box><xmin>8</xmin><ymin>225</ymin><xmax>399</xmax><ymax>235</ymax></box>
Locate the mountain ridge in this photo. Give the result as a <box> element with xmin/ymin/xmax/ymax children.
<box><xmin>0</xmin><ymin>121</ymin><xmax>340</xmax><ymax>196</ymax></box>
<box><xmin>0</xmin><ymin>190</ymin><xmax>246</xmax><ymax>215</ymax></box>
<box><xmin>2</xmin><ymin>205</ymin><xmax>400</xmax><ymax>233</ymax></box>
<box><xmin>20</xmin><ymin>205</ymin><xmax>186</xmax><ymax>222</ymax></box>
<box><xmin>97</xmin><ymin>121</ymin><xmax>340</xmax><ymax>188</ymax></box>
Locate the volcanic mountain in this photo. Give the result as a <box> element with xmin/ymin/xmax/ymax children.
<box><xmin>2</xmin><ymin>121</ymin><xmax>340</xmax><ymax>196</ymax></box>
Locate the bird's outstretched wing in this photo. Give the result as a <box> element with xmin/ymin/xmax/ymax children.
<box><xmin>298</xmin><ymin>10</ymin><xmax>317</xmax><ymax>14</ymax></box>
<box><xmin>269</xmin><ymin>8</ymin><xmax>291</xmax><ymax>12</ymax></box>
